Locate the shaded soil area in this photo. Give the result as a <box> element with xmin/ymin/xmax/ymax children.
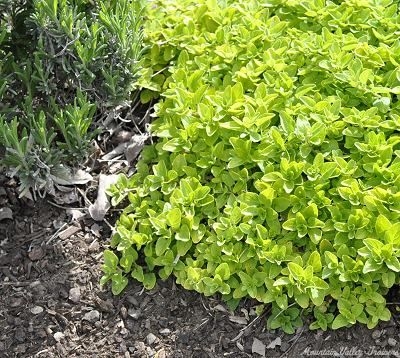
<box><xmin>1</xmin><ymin>174</ymin><xmax>400</xmax><ymax>358</ymax></box>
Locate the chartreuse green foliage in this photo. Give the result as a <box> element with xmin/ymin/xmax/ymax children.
<box><xmin>0</xmin><ymin>0</ymin><xmax>145</xmax><ymax>196</ymax></box>
<box><xmin>104</xmin><ymin>0</ymin><xmax>400</xmax><ymax>332</ymax></box>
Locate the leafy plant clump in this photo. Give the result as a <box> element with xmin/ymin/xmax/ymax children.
<box><xmin>104</xmin><ymin>0</ymin><xmax>400</xmax><ymax>332</ymax></box>
<box><xmin>0</xmin><ymin>0</ymin><xmax>145</xmax><ymax>196</ymax></box>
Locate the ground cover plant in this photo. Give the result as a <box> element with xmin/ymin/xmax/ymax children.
<box><xmin>104</xmin><ymin>0</ymin><xmax>400</xmax><ymax>333</ymax></box>
<box><xmin>0</xmin><ymin>0</ymin><xmax>145</xmax><ymax>197</ymax></box>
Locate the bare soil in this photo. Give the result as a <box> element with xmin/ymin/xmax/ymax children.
<box><xmin>1</xmin><ymin>173</ymin><xmax>400</xmax><ymax>358</ymax></box>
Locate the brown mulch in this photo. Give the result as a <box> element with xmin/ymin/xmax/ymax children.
<box><xmin>1</xmin><ymin>173</ymin><xmax>400</xmax><ymax>358</ymax></box>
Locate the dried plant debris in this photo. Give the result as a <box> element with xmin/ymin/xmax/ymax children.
<box><xmin>88</xmin><ymin>174</ymin><xmax>119</xmax><ymax>221</ymax></box>
<box><xmin>0</xmin><ymin>207</ymin><xmax>12</xmax><ymax>221</ymax></box>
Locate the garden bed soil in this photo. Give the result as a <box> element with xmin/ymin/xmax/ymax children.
<box><xmin>1</xmin><ymin>174</ymin><xmax>400</xmax><ymax>358</ymax></box>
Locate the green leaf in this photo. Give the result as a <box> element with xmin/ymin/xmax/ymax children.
<box><xmin>273</xmin><ymin>196</ymin><xmax>291</xmax><ymax>212</ymax></box>
<box><xmin>386</xmin><ymin>256</ymin><xmax>400</xmax><ymax>272</ymax></box>
<box><xmin>295</xmin><ymin>293</ymin><xmax>309</xmax><ymax>308</ymax></box>
<box><xmin>332</xmin><ymin>314</ymin><xmax>350</xmax><ymax>329</ymax></box>
<box><xmin>215</xmin><ymin>262</ymin><xmax>231</xmax><ymax>280</ymax></box>
<box><xmin>380</xmin><ymin>307</ymin><xmax>391</xmax><ymax>322</ymax></box>
<box><xmin>273</xmin><ymin>277</ymin><xmax>291</xmax><ymax>286</ymax></box>
<box><xmin>382</xmin><ymin>271</ymin><xmax>396</xmax><ymax>288</ymax></box>
<box><xmin>364</xmin><ymin>238</ymin><xmax>384</xmax><ymax>253</ymax></box>
<box><xmin>120</xmin><ymin>247</ymin><xmax>138</xmax><ymax>272</ymax></box>
<box><xmin>166</xmin><ymin>208</ymin><xmax>182</xmax><ymax>230</ymax></box>
<box><xmin>310</xmin><ymin>289</ymin><xmax>325</xmax><ymax>306</ymax></box>
<box><xmin>352</xmin><ymin>303</ymin><xmax>364</xmax><ymax>317</ymax></box>
<box><xmin>176</xmin><ymin>240</ymin><xmax>192</xmax><ymax>256</ymax></box>
<box><xmin>370</xmin><ymin>292</ymin><xmax>385</xmax><ymax>304</ymax></box>
<box><xmin>363</xmin><ymin>259</ymin><xmax>382</xmax><ymax>273</ymax></box>
<box><xmin>309</xmin><ymin>122</ymin><xmax>326</xmax><ymax>145</ymax></box>
<box><xmin>176</xmin><ymin>224</ymin><xmax>191</xmax><ymax>242</ymax></box>
<box><xmin>309</xmin><ymin>229</ymin><xmax>323</xmax><ymax>244</ymax></box>
<box><xmin>375</xmin><ymin>215</ymin><xmax>391</xmax><ymax>237</ymax></box>
<box><xmin>276</xmin><ymin>294</ymin><xmax>288</xmax><ymax>309</ymax></box>
<box><xmin>111</xmin><ymin>273</ymin><xmax>128</xmax><ymax>295</ymax></box>
<box><xmin>143</xmin><ymin>273</ymin><xmax>157</xmax><ymax>289</ymax></box>
<box><xmin>162</xmin><ymin>138</ymin><xmax>183</xmax><ymax>152</ymax></box>
<box><xmin>180</xmin><ymin>179</ymin><xmax>193</xmax><ymax>197</ymax></box>
<box><xmin>172</xmin><ymin>154</ymin><xmax>187</xmax><ymax>174</ymax></box>
<box><xmin>373</xmin><ymin>97</ymin><xmax>391</xmax><ymax>113</ymax></box>
<box><xmin>288</xmin><ymin>262</ymin><xmax>304</xmax><ymax>281</ymax></box>
<box><xmin>325</xmin><ymin>251</ymin><xmax>338</xmax><ymax>268</ymax></box>
<box><xmin>104</xmin><ymin>250</ymin><xmax>119</xmax><ymax>271</ymax></box>
<box><xmin>282</xmin><ymin>218</ymin><xmax>296</xmax><ymax>231</ymax></box>
<box><xmin>131</xmin><ymin>266</ymin><xmax>144</xmax><ymax>282</ymax></box>
<box><xmin>155</xmin><ymin>237</ymin><xmax>171</xmax><ymax>256</ymax></box>
<box><xmin>280</xmin><ymin>111</ymin><xmax>295</xmax><ymax>135</ymax></box>
<box><xmin>229</xmin><ymin>137</ymin><xmax>251</xmax><ymax>159</ymax></box>
<box><xmin>311</xmin><ymin>277</ymin><xmax>329</xmax><ymax>290</ymax></box>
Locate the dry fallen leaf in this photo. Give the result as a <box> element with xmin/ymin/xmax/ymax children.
<box><xmin>236</xmin><ymin>341</ymin><xmax>244</xmax><ymax>351</ymax></box>
<box><xmin>28</xmin><ymin>246</ymin><xmax>46</xmax><ymax>261</ymax></box>
<box><xmin>90</xmin><ymin>223</ymin><xmax>101</xmax><ymax>237</ymax></box>
<box><xmin>30</xmin><ymin>306</ymin><xmax>44</xmax><ymax>315</ymax></box>
<box><xmin>88</xmin><ymin>174</ymin><xmax>119</xmax><ymax>221</ymax></box>
<box><xmin>228</xmin><ymin>315</ymin><xmax>248</xmax><ymax>325</ymax></box>
<box><xmin>53</xmin><ymin>186</ymin><xmax>79</xmax><ymax>204</ymax></box>
<box><xmin>66</xmin><ymin>208</ymin><xmax>86</xmax><ymax>221</ymax></box>
<box><xmin>241</xmin><ymin>308</ymin><xmax>249</xmax><ymax>320</ymax></box>
<box><xmin>102</xmin><ymin>134</ymin><xmax>149</xmax><ymax>163</ymax></box>
<box><xmin>212</xmin><ymin>304</ymin><xmax>228</xmax><ymax>313</ymax></box>
<box><xmin>267</xmin><ymin>337</ymin><xmax>282</xmax><ymax>349</ymax></box>
<box><xmin>252</xmin><ymin>338</ymin><xmax>266</xmax><ymax>357</ymax></box>
<box><xmin>125</xmin><ymin>134</ymin><xmax>149</xmax><ymax>163</ymax></box>
<box><xmin>58</xmin><ymin>225</ymin><xmax>81</xmax><ymax>240</ymax></box>
<box><xmin>0</xmin><ymin>207</ymin><xmax>13</xmax><ymax>221</ymax></box>
<box><xmin>51</xmin><ymin>169</ymin><xmax>93</xmax><ymax>186</ymax></box>
<box><xmin>101</xmin><ymin>142</ymin><xmax>127</xmax><ymax>160</ymax></box>
<box><xmin>111</xmin><ymin>130</ymin><xmax>134</xmax><ymax>144</ymax></box>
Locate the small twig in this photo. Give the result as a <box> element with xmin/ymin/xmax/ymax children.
<box><xmin>124</xmin><ymin>102</ymin><xmax>144</xmax><ymax>133</ymax></box>
<box><xmin>117</xmin><ymin>112</ymin><xmax>143</xmax><ymax>135</ymax></box>
<box><xmin>34</xmin><ymin>349</ymin><xmax>50</xmax><ymax>357</ymax></box>
<box><xmin>273</xmin><ymin>302</ymin><xmax>298</xmax><ymax>320</ymax></box>
<box><xmin>46</xmin><ymin>222</ymin><xmax>68</xmax><ymax>244</ymax></box>
<box><xmin>14</xmin><ymin>229</ymin><xmax>50</xmax><ymax>241</ymax></box>
<box><xmin>151</xmin><ymin>65</ymin><xmax>169</xmax><ymax>77</ymax></box>
<box><xmin>0</xmin><ymin>280</ymin><xmax>41</xmax><ymax>287</ymax></box>
<box><xmin>231</xmin><ymin>308</ymin><xmax>270</xmax><ymax>342</ymax></box>
<box><xmin>194</xmin><ymin>317</ymin><xmax>210</xmax><ymax>331</ymax></box>
<box><xmin>53</xmin><ymin>35</ymin><xmax>80</xmax><ymax>57</ymax></box>
<box><xmin>279</xmin><ymin>326</ymin><xmax>305</xmax><ymax>358</ymax></box>
<box><xmin>96</xmin><ymin>158</ymin><xmax>127</xmax><ymax>163</ymax></box>
<box><xmin>47</xmin><ymin>200</ymin><xmax>88</xmax><ymax>211</ymax></box>
<box><xmin>76</xmin><ymin>187</ymin><xmax>93</xmax><ymax>207</ymax></box>
<box><xmin>200</xmin><ymin>295</ymin><xmax>213</xmax><ymax>317</ymax></box>
<box><xmin>128</xmin><ymin>92</ymin><xmax>141</xmax><ymax>113</ymax></box>
<box><xmin>103</xmin><ymin>217</ymin><xmax>114</xmax><ymax>230</ymax></box>
<box><xmin>138</xmin><ymin>102</ymin><xmax>153</xmax><ymax>127</ymax></box>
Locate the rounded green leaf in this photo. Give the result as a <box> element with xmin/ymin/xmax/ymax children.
<box><xmin>166</xmin><ymin>208</ymin><xmax>182</xmax><ymax>230</ymax></box>
<box><xmin>215</xmin><ymin>262</ymin><xmax>230</xmax><ymax>280</ymax></box>
<box><xmin>111</xmin><ymin>273</ymin><xmax>128</xmax><ymax>295</ymax></box>
<box><xmin>332</xmin><ymin>314</ymin><xmax>350</xmax><ymax>330</ymax></box>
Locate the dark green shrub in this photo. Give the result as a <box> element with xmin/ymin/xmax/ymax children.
<box><xmin>0</xmin><ymin>0</ymin><xmax>145</xmax><ymax>196</ymax></box>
